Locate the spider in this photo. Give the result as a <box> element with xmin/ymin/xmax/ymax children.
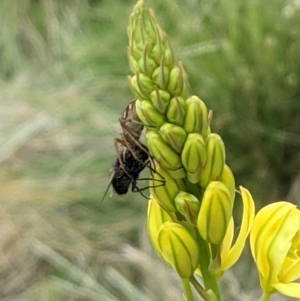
<box><xmin>100</xmin><ymin>100</ymin><xmax>165</xmax><ymax>207</ymax></box>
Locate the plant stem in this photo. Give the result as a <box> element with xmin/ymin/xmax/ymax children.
<box><xmin>196</xmin><ymin>232</ymin><xmax>221</xmax><ymax>301</ymax></box>
<box><xmin>189</xmin><ymin>276</ymin><xmax>213</xmax><ymax>301</ymax></box>
<box><xmin>181</xmin><ymin>278</ymin><xmax>195</xmax><ymax>301</ymax></box>
<box><xmin>260</xmin><ymin>292</ymin><xmax>271</xmax><ymax>301</ymax></box>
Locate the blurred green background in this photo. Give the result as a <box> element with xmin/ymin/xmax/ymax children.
<box><xmin>0</xmin><ymin>0</ymin><xmax>299</xmax><ymax>300</ymax></box>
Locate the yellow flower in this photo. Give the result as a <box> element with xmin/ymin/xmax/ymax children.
<box><xmin>250</xmin><ymin>201</ymin><xmax>300</xmax><ymax>298</ymax></box>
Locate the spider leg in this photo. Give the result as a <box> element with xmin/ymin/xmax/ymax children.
<box><xmin>145</xmin><ymin>159</ymin><xmax>165</xmax><ymax>182</ymax></box>
<box><xmin>114</xmin><ymin>139</ymin><xmax>135</xmax><ymax>180</ymax></box>
<box><xmin>136</xmin><ymin>176</ymin><xmax>166</xmax><ymax>188</ymax></box>
<box><xmin>131</xmin><ymin>181</ymin><xmax>150</xmax><ymax>199</ymax></box>
<box><xmin>99</xmin><ymin>171</ymin><xmax>116</xmax><ymax>208</ymax></box>
<box><xmin>131</xmin><ymin>175</ymin><xmax>166</xmax><ymax>198</ymax></box>
<box><xmin>115</xmin><ymin>137</ymin><xmax>138</xmax><ymax>160</ymax></box>
<box><xmin>119</xmin><ymin>119</ymin><xmax>144</xmax><ymax>147</ymax></box>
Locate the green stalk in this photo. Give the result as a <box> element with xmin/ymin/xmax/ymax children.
<box><xmin>260</xmin><ymin>292</ymin><xmax>271</xmax><ymax>301</ymax></box>
<box><xmin>184</xmin><ymin>179</ymin><xmax>203</xmax><ymax>197</ymax></box>
<box><xmin>196</xmin><ymin>232</ymin><xmax>221</xmax><ymax>301</ymax></box>
<box><xmin>181</xmin><ymin>278</ymin><xmax>195</xmax><ymax>301</ymax></box>
<box><xmin>189</xmin><ymin>276</ymin><xmax>212</xmax><ymax>301</ymax></box>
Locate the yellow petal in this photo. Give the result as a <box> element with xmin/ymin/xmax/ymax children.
<box><xmin>272</xmin><ymin>282</ymin><xmax>300</xmax><ymax>298</ymax></box>
<box><xmin>221</xmin><ymin>186</ymin><xmax>255</xmax><ymax>270</ymax></box>
<box><xmin>250</xmin><ymin>202</ymin><xmax>295</xmax><ymax>278</ymax></box>
<box><xmin>250</xmin><ymin>202</ymin><xmax>296</xmax><ymax>262</ymax></box>
<box><xmin>221</xmin><ymin>218</ymin><xmax>234</xmax><ymax>258</ymax></box>
<box><xmin>281</xmin><ymin>258</ymin><xmax>300</xmax><ymax>283</ymax></box>
<box><xmin>147</xmin><ymin>198</ymin><xmax>173</xmax><ymax>254</ymax></box>
<box><xmin>268</xmin><ymin>209</ymin><xmax>298</xmax><ymax>280</ymax></box>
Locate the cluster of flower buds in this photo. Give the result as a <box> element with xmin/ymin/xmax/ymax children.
<box><xmin>127</xmin><ymin>1</ymin><xmax>255</xmax><ymax>300</ymax></box>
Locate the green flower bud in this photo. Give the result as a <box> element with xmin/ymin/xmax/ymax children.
<box><xmin>220</xmin><ymin>164</ymin><xmax>235</xmax><ymax>208</ymax></box>
<box><xmin>199</xmin><ymin>133</ymin><xmax>225</xmax><ymax>188</ymax></box>
<box><xmin>175</xmin><ymin>191</ymin><xmax>201</xmax><ymax>225</ymax></box>
<box><xmin>151</xmin><ymin>58</ymin><xmax>170</xmax><ymax>90</ymax></box>
<box><xmin>164</xmin><ymin>47</ymin><xmax>175</xmax><ymax>69</ymax></box>
<box><xmin>166</xmin><ymin>167</ymin><xmax>186</xmax><ymax>179</ymax></box>
<box><xmin>127</xmin><ymin>48</ymin><xmax>140</xmax><ymax>73</ymax></box>
<box><xmin>167</xmin><ymin>65</ymin><xmax>184</xmax><ymax>96</ymax></box>
<box><xmin>150</xmin><ymin>164</ymin><xmax>186</xmax><ymax>212</ymax></box>
<box><xmin>180</xmin><ymin>62</ymin><xmax>190</xmax><ymax>99</ymax></box>
<box><xmin>166</xmin><ymin>96</ymin><xmax>186</xmax><ymax>126</ymax></box>
<box><xmin>147</xmin><ymin>198</ymin><xmax>174</xmax><ymax>255</ymax></box>
<box><xmin>151</xmin><ymin>30</ymin><xmax>169</xmax><ymax>64</ymax></box>
<box><xmin>181</xmin><ymin>133</ymin><xmax>207</xmax><ymax>184</ymax></box>
<box><xmin>128</xmin><ymin>34</ymin><xmax>142</xmax><ymax>60</ymax></box>
<box><xmin>138</xmin><ymin>45</ymin><xmax>157</xmax><ymax>76</ymax></box>
<box><xmin>158</xmin><ymin>222</ymin><xmax>199</xmax><ymax>278</ymax></box>
<box><xmin>159</xmin><ymin>123</ymin><xmax>187</xmax><ymax>153</ymax></box>
<box><xmin>145</xmin><ymin>9</ymin><xmax>161</xmax><ymax>43</ymax></box>
<box><xmin>136</xmin><ymin>72</ymin><xmax>154</xmax><ymax>98</ymax></box>
<box><xmin>128</xmin><ymin>75</ymin><xmax>147</xmax><ymax>100</ymax></box>
<box><xmin>146</xmin><ymin>130</ymin><xmax>184</xmax><ymax>174</ymax></box>
<box><xmin>197</xmin><ymin>181</ymin><xmax>232</xmax><ymax>245</ymax></box>
<box><xmin>135</xmin><ymin>99</ymin><xmax>165</xmax><ymax>127</ymax></box>
<box><xmin>183</xmin><ymin>96</ymin><xmax>208</xmax><ymax>136</ymax></box>
<box><xmin>149</xmin><ymin>87</ymin><xmax>171</xmax><ymax>114</ymax></box>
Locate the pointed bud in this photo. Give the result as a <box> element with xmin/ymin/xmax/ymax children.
<box><xmin>138</xmin><ymin>45</ymin><xmax>158</xmax><ymax>76</ymax></box>
<box><xmin>150</xmin><ymin>33</ymin><xmax>164</xmax><ymax>63</ymax></box>
<box><xmin>149</xmin><ymin>87</ymin><xmax>171</xmax><ymax>114</ymax></box>
<box><xmin>150</xmin><ymin>164</ymin><xmax>186</xmax><ymax>212</ymax></box>
<box><xmin>158</xmin><ymin>222</ymin><xmax>199</xmax><ymax>278</ymax></box>
<box><xmin>183</xmin><ymin>96</ymin><xmax>209</xmax><ymax>135</ymax></box>
<box><xmin>127</xmin><ymin>47</ymin><xmax>139</xmax><ymax>73</ymax></box>
<box><xmin>167</xmin><ymin>65</ymin><xmax>184</xmax><ymax>96</ymax></box>
<box><xmin>197</xmin><ymin>181</ymin><xmax>232</xmax><ymax>245</ymax></box>
<box><xmin>163</xmin><ymin>47</ymin><xmax>175</xmax><ymax>69</ymax></box>
<box><xmin>151</xmin><ymin>57</ymin><xmax>170</xmax><ymax>89</ymax></box>
<box><xmin>135</xmin><ymin>99</ymin><xmax>165</xmax><ymax>127</ymax></box>
<box><xmin>181</xmin><ymin>133</ymin><xmax>207</xmax><ymax>183</ymax></box>
<box><xmin>136</xmin><ymin>71</ymin><xmax>154</xmax><ymax>98</ymax></box>
<box><xmin>175</xmin><ymin>191</ymin><xmax>201</xmax><ymax>225</ymax></box>
<box><xmin>166</xmin><ymin>97</ymin><xmax>186</xmax><ymax>126</ymax></box>
<box><xmin>128</xmin><ymin>31</ymin><xmax>143</xmax><ymax>60</ymax></box>
<box><xmin>159</xmin><ymin>123</ymin><xmax>187</xmax><ymax>153</ymax></box>
<box><xmin>179</xmin><ymin>62</ymin><xmax>190</xmax><ymax>99</ymax></box>
<box><xmin>128</xmin><ymin>75</ymin><xmax>147</xmax><ymax>100</ymax></box>
<box><xmin>199</xmin><ymin>133</ymin><xmax>226</xmax><ymax>188</ymax></box>
<box><xmin>219</xmin><ymin>165</ymin><xmax>235</xmax><ymax>208</ymax></box>
<box><xmin>146</xmin><ymin>131</ymin><xmax>185</xmax><ymax>177</ymax></box>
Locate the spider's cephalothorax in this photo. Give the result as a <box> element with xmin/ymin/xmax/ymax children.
<box><xmin>114</xmin><ymin>99</ymin><xmax>145</xmax><ymax>157</ymax></box>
